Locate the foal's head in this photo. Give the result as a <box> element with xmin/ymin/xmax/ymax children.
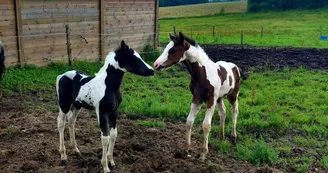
<box><xmin>113</xmin><ymin>41</ymin><xmax>154</xmax><ymax>76</ymax></box>
<box><xmin>154</xmin><ymin>32</ymin><xmax>191</xmax><ymax>71</ymax></box>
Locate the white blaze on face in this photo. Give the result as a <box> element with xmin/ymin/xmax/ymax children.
<box><xmin>133</xmin><ymin>50</ymin><xmax>153</xmax><ymax>70</ymax></box>
<box><xmin>153</xmin><ymin>41</ymin><xmax>174</xmax><ymax>69</ymax></box>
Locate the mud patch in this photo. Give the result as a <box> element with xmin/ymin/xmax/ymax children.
<box><xmin>0</xmin><ymin>94</ymin><xmax>267</xmax><ymax>173</ymax></box>
<box><xmin>201</xmin><ymin>44</ymin><xmax>328</xmax><ymax>71</ymax></box>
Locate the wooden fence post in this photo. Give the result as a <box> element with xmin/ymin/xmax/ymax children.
<box><xmin>212</xmin><ymin>25</ymin><xmax>215</xmax><ymax>37</ymax></box>
<box><xmin>173</xmin><ymin>26</ymin><xmax>176</xmax><ymax>35</ymax></box>
<box><xmin>154</xmin><ymin>0</ymin><xmax>159</xmax><ymax>48</ymax></box>
<box><xmin>66</xmin><ymin>25</ymin><xmax>72</xmax><ymax>66</ymax></box>
<box><xmin>14</xmin><ymin>0</ymin><xmax>25</xmax><ymax>66</ymax></box>
<box><xmin>157</xmin><ymin>23</ymin><xmax>160</xmax><ymax>47</ymax></box>
<box><xmin>99</xmin><ymin>0</ymin><xmax>105</xmax><ymax>61</ymax></box>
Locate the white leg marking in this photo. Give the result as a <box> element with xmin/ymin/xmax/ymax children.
<box><xmin>217</xmin><ymin>99</ymin><xmax>226</xmax><ymax>140</ymax></box>
<box><xmin>101</xmin><ymin>135</ymin><xmax>110</xmax><ymax>173</ymax></box>
<box><xmin>67</xmin><ymin>108</ymin><xmax>80</xmax><ymax>153</ymax></box>
<box><xmin>200</xmin><ymin>103</ymin><xmax>216</xmax><ymax>161</ymax></box>
<box><xmin>57</xmin><ymin>109</ymin><xmax>67</xmax><ymax>161</ymax></box>
<box><xmin>107</xmin><ymin>128</ymin><xmax>117</xmax><ymax>167</ymax></box>
<box><xmin>231</xmin><ymin>100</ymin><xmax>239</xmax><ymax>138</ymax></box>
<box><xmin>186</xmin><ymin>103</ymin><xmax>202</xmax><ymax>151</ymax></box>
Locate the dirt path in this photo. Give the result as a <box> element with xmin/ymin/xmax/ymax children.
<box><xmin>0</xmin><ymin>95</ymin><xmax>283</xmax><ymax>173</ymax></box>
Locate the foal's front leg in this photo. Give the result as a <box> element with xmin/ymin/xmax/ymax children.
<box><xmin>200</xmin><ymin>101</ymin><xmax>216</xmax><ymax>162</ymax></box>
<box><xmin>107</xmin><ymin>111</ymin><xmax>118</xmax><ymax>169</ymax></box>
<box><xmin>186</xmin><ymin>102</ymin><xmax>202</xmax><ymax>152</ymax></box>
<box><xmin>98</xmin><ymin>109</ymin><xmax>110</xmax><ymax>173</ymax></box>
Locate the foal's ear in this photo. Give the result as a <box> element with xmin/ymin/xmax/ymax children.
<box><xmin>121</xmin><ymin>40</ymin><xmax>129</xmax><ymax>50</ymax></box>
<box><xmin>169</xmin><ymin>33</ymin><xmax>176</xmax><ymax>40</ymax></box>
<box><xmin>178</xmin><ymin>32</ymin><xmax>185</xmax><ymax>41</ymax></box>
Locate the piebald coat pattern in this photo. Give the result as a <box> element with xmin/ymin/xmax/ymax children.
<box><xmin>56</xmin><ymin>41</ymin><xmax>154</xmax><ymax>173</ymax></box>
<box><xmin>154</xmin><ymin>32</ymin><xmax>247</xmax><ymax>161</ymax></box>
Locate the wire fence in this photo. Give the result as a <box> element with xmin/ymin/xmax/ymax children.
<box><xmin>158</xmin><ymin>25</ymin><xmax>328</xmax><ymax>47</ymax></box>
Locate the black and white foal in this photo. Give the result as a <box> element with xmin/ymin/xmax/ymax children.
<box><xmin>56</xmin><ymin>41</ymin><xmax>154</xmax><ymax>172</ymax></box>
<box><xmin>154</xmin><ymin>33</ymin><xmax>247</xmax><ymax>161</ymax></box>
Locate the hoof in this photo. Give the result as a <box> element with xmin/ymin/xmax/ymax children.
<box><xmin>60</xmin><ymin>160</ymin><xmax>68</xmax><ymax>166</ymax></box>
<box><xmin>228</xmin><ymin>136</ymin><xmax>237</xmax><ymax>147</ymax></box>
<box><xmin>74</xmin><ymin>151</ymin><xmax>82</xmax><ymax>157</ymax></box>
<box><xmin>110</xmin><ymin>164</ymin><xmax>116</xmax><ymax>170</ymax></box>
<box><xmin>199</xmin><ymin>153</ymin><xmax>206</xmax><ymax>163</ymax></box>
<box><xmin>104</xmin><ymin>168</ymin><xmax>110</xmax><ymax>173</ymax></box>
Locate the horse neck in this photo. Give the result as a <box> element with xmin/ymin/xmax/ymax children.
<box><xmin>105</xmin><ymin>66</ymin><xmax>124</xmax><ymax>91</ymax></box>
<box><xmin>185</xmin><ymin>45</ymin><xmax>214</xmax><ymax>66</ymax></box>
<box><xmin>96</xmin><ymin>62</ymin><xmax>125</xmax><ymax>91</ymax></box>
<box><xmin>183</xmin><ymin>45</ymin><xmax>215</xmax><ymax>80</ymax></box>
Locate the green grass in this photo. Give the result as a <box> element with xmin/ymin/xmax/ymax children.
<box><xmin>1</xmin><ymin>62</ymin><xmax>328</xmax><ymax>172</ymax></box>
<box><xmin>159</xmin><ymin>9</ymin><xmax>328</xmax><ymax>48</ymax></box>
<box><xmin>136</xmin><ymin>120</ymin><xmax>166</xmax><ymax>129</ymax></box>
<box><xmin>159</xmin><ymin>1</ymin><xmax>247</xmax><ymax>19</ymax></box>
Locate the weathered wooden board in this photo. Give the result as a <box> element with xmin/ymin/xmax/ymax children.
<box><xmin>0</xmin><ymin>0</ymin><xmax>18</xmax><ymax>65</ymax></box>
<box><xmin>1</xmin><ymin>0</ymin><xmax>157</xmax><ymax>66</ymax></box>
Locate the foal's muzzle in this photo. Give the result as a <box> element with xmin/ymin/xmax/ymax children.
<box><xmin>154</xmin><ymin>64</ymin><xmax>165</xmax><ymax>71</ymax></box>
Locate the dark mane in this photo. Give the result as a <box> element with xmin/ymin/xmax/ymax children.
<box><xmin>114</xmin><ymin>47</ymin><xmax>133</xmax><ymax>54</ymax></box>
<box><xmin>114</xmin><ymin>47</ymin><xmax>123</xmax><ymax>54</ymax></box>
<box><xmin>184</xmin><ymin>36</ymin><xmax>197</xmax><ymax>47</ymax></box>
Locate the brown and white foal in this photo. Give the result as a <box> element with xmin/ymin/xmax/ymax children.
<box><xmin>154</xmin><ymin>32</ymin><xmax>247</xmax><ymax>161</ymax></box>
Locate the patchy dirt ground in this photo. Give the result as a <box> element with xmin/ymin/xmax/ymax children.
<box><xmin>201</xmin><ymin>44</ymin><xmax>328</xmax><ymax>71</ymax></box>
<box><xmin>0</xmin><ymin>94</ymin><xmax>284</xmax><ymax>173</ymax></box>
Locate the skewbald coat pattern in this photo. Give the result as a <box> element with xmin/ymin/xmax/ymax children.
<box><xmin>154</xmin><ymin>32</ymin><xmax>248</xmax><ymax>161</ymax></box>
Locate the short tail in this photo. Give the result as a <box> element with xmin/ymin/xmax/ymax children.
<box><xmin>0</xmin><ymin>43</ymin><xmax>5</xmax><ymax>82</ymax></box>
<box><xmin>238</xmin><ymin>67</ymin><xmax>249</xmax><ymax>80</ymax></box>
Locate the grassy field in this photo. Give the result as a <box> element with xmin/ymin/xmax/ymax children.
<box><xmin>159</xmin><ymin>1</ymin><xmax>247</xmax><ymax>19</ymax></box>
<box><xmin>1</xmin><ymin>61</ymin><xmax>328</xmax><ymax>172</ymax></box>
<box><xmin>159</xmin><ymin>8</ymin><xmax>328</xmax><ymax>48</ymax></box>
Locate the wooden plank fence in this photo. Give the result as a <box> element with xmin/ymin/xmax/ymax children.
<box><xmin>0</xmin><ymin>0</ymin><xmax>159</xmax><ymax>66</ymax></box>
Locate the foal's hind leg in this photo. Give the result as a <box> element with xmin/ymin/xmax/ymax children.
<box><xmin>217</xmin><ymin>98</ymin><xmax>226</xmax><ymax>141</ymax></box>
<box><xmin>228</xmin><ymin>94</ymin><xmax>239</xmax><ymax>146</ymax></box>
<box><xmin>67</xmin><ymin>106</ymin><xmax>80</xmax><ymax>154</ymax></box>
<box><xmin>57</xmin><ymin>109</ymin><xmax>68</xmax><ymax>165</ymax></box>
